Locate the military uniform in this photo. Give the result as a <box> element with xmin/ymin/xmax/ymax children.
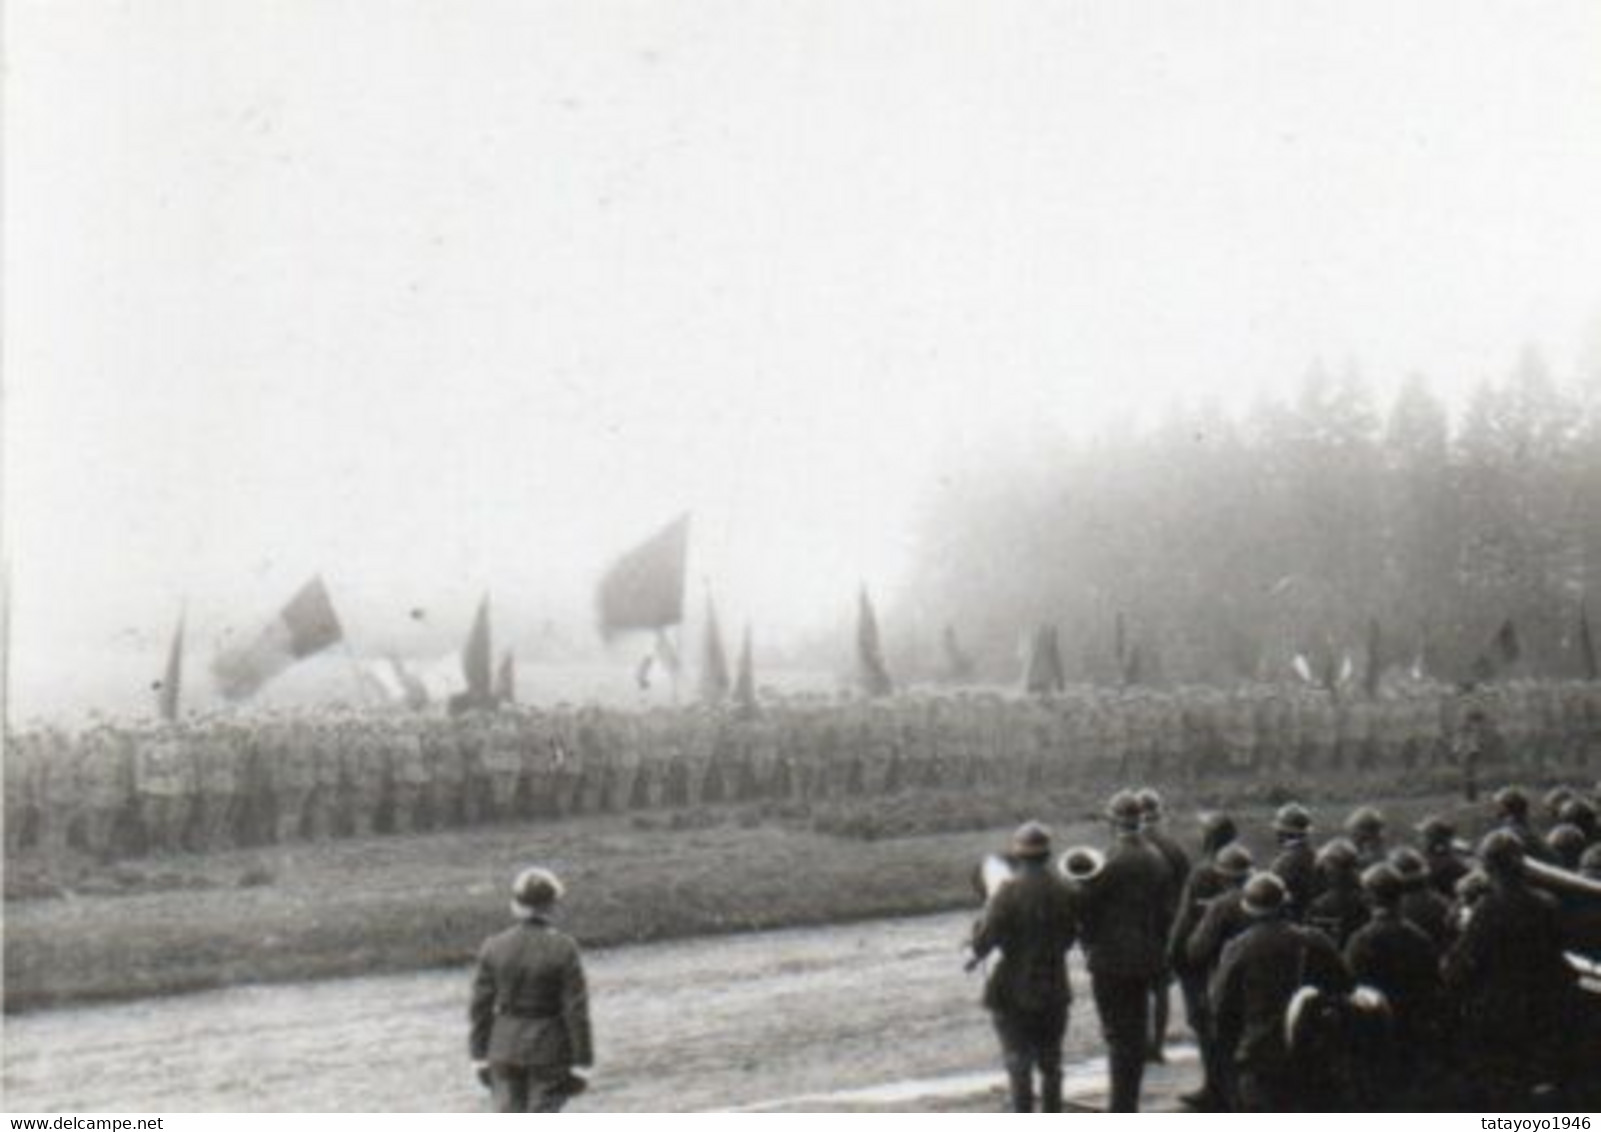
<box><xmin>1075</xmin><ymin>815</ymin><xmax>1173</xmax><ymax>1112</ymax></box>
<box><xmin>1210</xmin><ymin>907</ymin><xmax>1352</xmax><ymax>1111</ymax></box>
<box><xmin>972</xmin><ymin>851</ymin><xmax>1079</xmax><ymax>1112</ymax></box>
<box><xmin>470</xmin><ymin>913</ymin><xmax>592</xmax><ymax>1113</ymax></box>
<box><xmin>134</xmin><ymin>729</ymin><xmax>189</xmax><ymax>854</ymax></box>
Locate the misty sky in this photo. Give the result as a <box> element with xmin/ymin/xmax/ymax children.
<box><xmin>6</xmin><ymin>0</ymin><xmax>1601</xmax><ymax>677</ymax></box>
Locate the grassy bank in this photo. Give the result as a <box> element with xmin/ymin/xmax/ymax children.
<box><xmin>1</xmin><ymin>779</ymin><xmax>1492</xmax><ymax>1013</ymax></box>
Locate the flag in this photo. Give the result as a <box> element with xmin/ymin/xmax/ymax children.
<box><xmin>940</xmin><ymin>624</ymin><xmax>976</xmax><ymax>683</ymax></box>
<box><xmin>856</xmin><ymin>588</ymin><xmax>894</xmax><ymax>698</ymax></box>
<box><xmin>156</xmin><ymin>612</ymin><xmax>184</xmax><ymax>722</ymax></box>
<box><xmin>1363</xmin><ymin>617</ymin><xmax>1384</xmax><ymax>698</ymax></box>
<box><xmin>462</xmin><ymin>595</ymin><xmax>494</xmax><ymax>707</ymax></box>
<box><xmin>1473</xmin><ymin>618</ymin><xmax>1522</xmax><ymax>682</ymax></box>
<box><xmin>698</xmin><ymin>595</ymin><xmax>730</xmax><ymax>705</ymax></box>
<box><xmin>389</xmin><ymin>656</ymin><xmax>430</xmax><ymax>710</ymax></box>
<box><xmin>1579</xmin><ymin>603</ymin><xmax>1597</xmax><ymax>681</ymax></box>
<box><xmin>1122</xmin><ymin>643</ymin><xmax>1144</xmax><ymax>687</ymax></box>
<box><xmin>597</xmin><ymin>514</ymin><xmax>690</xmax><ymax>640</ymax></box>
<box><xmin>495</xmin><ymin>650</ymin><xmax>516</xmax><ymax>704</ymax></box>
<box><xmin>212</xmin><ymin>576</ymin><xmax>344</xmax><ymax>700</ymax></box>
<box><xmin>733</xmin><ymin>623</ymin><xmax>757</xmax><ymax>716</ymax></box>
<box><xmin>1024</xmin><ymin>624</ymin><xmax>1066</xmax><ymax>695</ymax></box>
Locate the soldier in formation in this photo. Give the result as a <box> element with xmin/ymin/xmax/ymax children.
<box><xmin>7</xmin><ymin>676</ymin><xmax>1601</xmax><ymax>864</ymax></box>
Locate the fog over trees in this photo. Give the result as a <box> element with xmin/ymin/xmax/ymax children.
<box><xmin>896</xmin><ymin>352</ymin><xmax>1601</xmax><ymax>687</ymax></box>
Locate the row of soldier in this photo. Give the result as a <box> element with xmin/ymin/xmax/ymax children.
<box><xmin>7</xmin><ymin>678</ymin><xmax>1601</xmax><ymax>861</ymax></box>
<box><xmin>972</xmin><ymin>784</ymin><xmax>1601</xmax><ymax>1112</ymax></box>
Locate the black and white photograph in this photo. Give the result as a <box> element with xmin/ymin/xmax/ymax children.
<box><xmin>3</xmin><ymin>0</ymin><xmax>1600</xmax><ymax>1115</ymax></box>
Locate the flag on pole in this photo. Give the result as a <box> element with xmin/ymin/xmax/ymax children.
<box><xmin>733</xmin><ymin>623</ymin><xmax>757</xmax><ymax>716</ymax></box>
<box><xmin>1473</xmin><ymin>618</ymin><xmax>1522</xmax><ymax>682</ymax></box>
<box><xmin>390</xmin><ymin>656</ymin><xmax>430</xmax><ymax>710</ymax></box>
<box><xmin>496</xmin><ymin>650</ymin><xmax>516</xmax><ymax>704</ymax></box>
<box><xmin>462</xmin><ymin>595</ymin><xmax>494</xmax><ymax>708</ymax></box>
<box><xmin>940</xmin><ymin>624</ymin><xmax>976</xmax><ymax>683</ymax></box>
<box><xmin>856</xmin><ymin>587</ymin><xmax>894</xmax><ymax>698</ymax></box>
<box><xmin>156</xmin><ymin>611</ymin><xmax>185</xmax><ymax>722</ymax></box>
<box><xmin>212</xmin><ymin>576</ymin><xmax>344</xmax><ymax>700</ymax></box>
<box><xmin>698</xmin><ymin>594</ymin><xmax>731</xmax><ymax>705</ymax></box>
<box><xmin>1024</xmin><ymin>624</ymin><xmax>1066</xmax><ymax>695</ymax></box>
<box><xmin>597</xmin><ymin>514</ymin><xmax>690</xmax><ymax>640</ymax></box>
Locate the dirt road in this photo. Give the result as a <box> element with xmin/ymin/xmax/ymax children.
<box><xmin>2</xmin><ymin>910</ymin><xmax>1181</xmax><ymax>1112</ymax></box>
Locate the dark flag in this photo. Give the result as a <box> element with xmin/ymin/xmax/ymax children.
<box><xmin>1473</xmin><ymin>618</ymin><xmax>1522</xmax><ymax>682</ymax></box>
<box><xmin>1363</xmin><ymin>617</ymin><xmax>1384</xmax><ymax>698</ymax></box>
<box><xmin>1024</xmin><ymin>624</ymin><xmax>1066</xmax><ymax>695</ymax></box>
<box><xmin>1122</xmin><ymin>642</ymin><xmax>1144</xmax><ymax>687</ymax></box>
<box><xmin>940</xmin><ymin>624</ymin><xmax>976</xmax><ymax>683</ymax></box>
<box><xmin>856</xmin><ymin>588</ymin><xmax>894</xmax><ymax>698</ymax></box>
<box><xmin>213</xmin><ymin>576</ymin><xmax>345</xmax><ymax>700</ymax></box>
<box><xmin>495</xmin><ymin>650</ymin><xmax>516</xmax><ymax>704</ymax></box>
<box><xmin>597</xmin><ymin>514</ymin><xmax>690</xmax><ymax>641</ymax></box>
<box><xmin>733</xmin><ymin>623</ymin><xmax>757</xmax><ymax>717</ymax></box>
<box><xmin>462</xmin><ymin>595</ymin><xmax>494</xmax><ymax>707</ymax></box>
<box><xmin>156</xmin><ymin>612</ymin><xmax>184</xmax><ymax>722</ymax></box>
<box><xmin>1579</xmin><ymin>603</ymin><xmax>1597</xmax><ymax>681</ymax></box>
<box><xmin>699</xmin><ymin>595</ymin><xmax>731</xmax><ymax>705</ymax></box>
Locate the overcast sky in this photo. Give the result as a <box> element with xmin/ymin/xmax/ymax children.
<box><xmin>6</xmin><ymin>0</ymin><xmax>1601</xmax><ymax>678</ymax></box>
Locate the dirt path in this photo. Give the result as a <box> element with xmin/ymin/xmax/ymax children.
<box><xmin>2</xmin><ymin>910</ymin><xmax>1187</xmax><ymax>1112</ymax></box>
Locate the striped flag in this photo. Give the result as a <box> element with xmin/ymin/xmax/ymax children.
<box><xmin>212</xmin><ymin>576</ymin><xmax>344</xmax><ymax>700</ymax></box>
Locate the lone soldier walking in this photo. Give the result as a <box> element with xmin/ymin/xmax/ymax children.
<box><xmin>969</xmin><ymin>822</ymin><xmax>1080</xmax><ymax>1113</ymax></box>
<box><xmin>470</xmin><ymin>867</ymin><xmax>593</xmax><ymax>1113</ymax></box>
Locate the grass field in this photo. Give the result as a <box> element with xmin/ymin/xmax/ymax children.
<box><xmin>0</xmin><ymin>774</ymin><xmax>1514</xmax><ymax>1013</ymax></box>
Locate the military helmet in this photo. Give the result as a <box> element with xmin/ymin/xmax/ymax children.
<box><xmin>1273</xmin><ymin>802</ymin><xmax>1313</xmax><ymax>837</ymax></box>
<box><xmin>1242</xmin><ymin>872</ymin><xmax>1288</xmax><ymax>917</ymax></box>
<box><xmin>1360</xmin><ymin>862</ymin><xmax>1404</xmax><ymax>905</ymax></box>
<box><xmin>1546</xmin><ymin>823</ymin><xmax>1586</xmax><ymax>866</ymax></box>
<box><xmin>1316</xmin><ymin>837</ymin><xmax>1360</xmax><ymax>876</ymax></box>
<box><xmin>1011</xmin><ymin>820</ymin><xmax>1053</xmax><ymax>860</ymax></box>
<box><xmin>1415</xmin><ymin>814</ymin><xmax>1456</xmax><ymax>846</ymax></box>
<box><xmin>1493</xmin><ymin>786</ymin><xmax>1530</xmax><ymax>819</ymax></box>
<box><xmin>1105</xmin><ymin>790</ymin><xmax>1143</xmax><ymax>829</ymax></box>
<box><xmin>509</xmin><ymin>866</ymin><xmax>565</xmax><ymax>917</ymax></box>
<box><xmin>1200</xmin><ymin>812</ymin><xmax>1239</xmax><ymax>854</ymax></box>
<box><xmin>1215</xmin><ymin>843</ymin><xmax>1254</xmax><ymax>881</ymax></box>
<box><xmin>1344</xmin><ymin>806</ymin><xmax>1385</xmax><ymax>836</ymax></box>
<box><xmin>1460</xmin><ymin>871</ymin><xmax>1492</xmax><ymax>903</ymax></box>
<box><xmin>1544</xmin><ymin>785</ymin><xmax>1576</xmax><ymax>814</ymax></box>
<box><xmin>1580</xmin><ymin>844</ymin><xmax>1601</xmax><ymax>880</ymax></box>
<box><xmin>1557</xmin><ymin>797</ymin><xmax>1596</xmax><ymax>831</ymax></box>
<box><xmin>1388</xmin><ymin>846</ymin><xmax>1427</xmax><ymax>885</ymax></box>
<box><xmin>1477</xmin><ymin>828</ymin><xmax>1525</xmax><ymax>876</ymax></box>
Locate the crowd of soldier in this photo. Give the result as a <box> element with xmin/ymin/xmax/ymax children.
<box><xmin>973</xmin><ymin>784</ymin><xmax>1601</xmax><ymax>1112</ymax></box>
<box><xmin>6</xmin><ymin>678</ymin><xmax>1600</xmax><ymax>862</ymax></box>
